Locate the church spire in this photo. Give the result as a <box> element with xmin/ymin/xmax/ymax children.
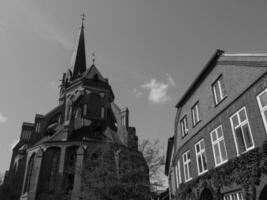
<box><xmin>72</xmin><ymin>15</ymin><xmax>87</xmax><ymax>79</ymax></box>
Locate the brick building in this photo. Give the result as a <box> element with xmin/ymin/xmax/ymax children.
<box><xmin>1</xmin><ymin>19</ymin><xmax>149</xmax><ymax>200</ymax></box>
<box><xmin>166</xmin><ymin>50</ymin><xmax>267</xmax><ymax>200</ymax></box>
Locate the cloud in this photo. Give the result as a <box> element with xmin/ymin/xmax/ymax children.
<box><xmin>135</xmin><ymin>74</ymin><xmax>176</xmax><ymax>104</ymax></box>
<box><xmin>0</xmin><ymin>113</ymin><xmax>8</xmax><ymax>123</ymax></box>
<box><xmin>141</xmin><ymin>79</ymin><xmax>170</xmax><ymax>104</ymax></box>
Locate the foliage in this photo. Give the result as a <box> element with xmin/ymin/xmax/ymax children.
<box><xmin>139</xmin><ymin>139</ymin><xmax>166</xmax><ymax>191</ymax></box>
<box><xmin>81</xmin><ymin>144</ymin><xmax>150</xmax><ymax>200</ymax></box>
<box><xmin>177</xmin><ymin>146</ymin><xmax>267</xmax><ymax>200</ymax></box>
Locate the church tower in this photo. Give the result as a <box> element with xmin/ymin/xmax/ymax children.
<box><xmin>2</xmin><ymin>17</ymin><xmax>149</xmax><ymax>200</ymax></box>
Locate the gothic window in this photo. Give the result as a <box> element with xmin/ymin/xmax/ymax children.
<box><xmin>121</xmin><ymin>115</ymin><xmax>126</xmax><ymax>127</ymax></box>
<box><xmin>58</xmin><ymin>114</ymin><xmax>62</xmax><ymax>124</ymax></box>
<box><xmin>83</xmin><ymin>104</ymin><xmax>88</xmax><ymax>116</ymax></box>
<box><xmin>35</xmin><ymin>122</ymin><xmax>41</xmax><ymax>133</ymax></box>
<box><xmin>101</xmin><ymin>107</ymin><xmax>105</xmax><ymax>119</ymax></box>
<box><xmin>87</xmin><ymin>93</ymin><xmax>101</xmax><ymax>118</ymax></box>
<box><xmin>66</xmin><ymin>106</ymin><xmax>72</xmax><ymax>121</ymax></box>
<box><xmin>24</xmin><ymin>153</ymin><xmax>35</xmax><ymax>193</ymax></box>
<box><xmin>64</xmin><ymin>147</ymin><xmax>77</xmax><ymax>192</ymax></box>
<box><xmin>48</xmin><ymin>152</ymin><xmax>60</xmax><ymax>191</ymax></box>
<box><xmin>75</xmin><ymin>107</ymin><xmax>82</xmax><ymax>119</ymax></box>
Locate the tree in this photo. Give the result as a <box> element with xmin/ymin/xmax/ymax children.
<box><xmin>139</xmin><ymin>139</ymin><xmax>167</xmax><ymax>192</ymax></box>
<box><xmin>81</xmin><ymin>144</ymin><xmax>150</xmax><ymax>200</ymax></box>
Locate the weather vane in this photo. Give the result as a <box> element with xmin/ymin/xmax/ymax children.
<box><xmin>81</xmin><ymin>13</ymin><xmax>86</xmax><ymax>22</ymax></box>
<box><xmin>92</xmin><ymin>52</ymin><xmax>96</xmax><ymax>64</ymax></box>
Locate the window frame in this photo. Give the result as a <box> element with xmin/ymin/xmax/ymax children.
<box><xmin>194</xmin><ymin>139</ymin><xmax>208</xmax><ymax>175</ymax></box>
<box><xmin>257</xmin><ymin>88</ymin><xmax>267</xmax><ymax>134</ymax></box>
<box><xmin>180</xmin><ymin>115</ymin><xmax>189</xmax><ymax>138</ymax></box>
<box><xmin>191</xmin><ymin>102</ymin><xmax>200</xmax><ymax>127</ymax></box>
<box><xmin>175</xmin><ymin>160</ymin><xmax>182</xmax><ymax>189</ymax></box>
<box><xmin>212</xmin><ymin>75</ymin><xmax>226</xmax><ymax>106</ymax></box>
<box><xmin>230</xmin><ymin>107</ymin><xmax>254</xmax><ymax>156</ymax></box>
<box><xmin>210</xmin><ymin>125</ymin><xmax>228</xmax><ymax>167</ymax></box>
<box><xmin>182</xmin><ymin>151</ymin><xmax>192</xmax><ymax>182</ymax></box>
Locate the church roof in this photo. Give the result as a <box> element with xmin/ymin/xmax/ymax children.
<box><xmin>72</xmin><ymin>19</ymin><xmax>87</xmax><ymax>79</ymax></box>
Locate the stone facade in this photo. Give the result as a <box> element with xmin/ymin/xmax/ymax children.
<box><xmin>166</xmin><ymin>50</ymin><xmax>267</xmax><ymax>200</ymax></box>
<box><xmin>1</xmin><ymin>20</ymin><xmax>149</xmax><ymax>200</ymax></box>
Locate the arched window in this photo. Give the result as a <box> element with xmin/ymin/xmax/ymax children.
<box><xmin>64</xmin><ymin>147</ymin><xmax>77</xmax><ymax>192</ymax></box>
<box><xmin>58</xmin><ymin>114</ymin><xmax>62</xmax><ymax>124</ymax></box>
<box><xmin>48</xmin><ymin>152</ymin><xmax>60</xmax><ymax>190</ymax></box>
<box><xmin>66</xmin><ymin>106</ymin><xmax>72</xmax><ymax>121</ymax></box>
<box><xmin>83</xmin><ymin>104</ymin><xmax>88</xmax><ymax>116</ymax></box>
<box><xmin>101</xmin><ymin>107</ymin><xmax>105</xmax><ymax>119</ymax></box>
<box><xmin>24</xmin><ymin>153</ymin><xmax>35</xmax><ymax>193</ymax></box>
<box><xmin>75</xmin><ymin>107</ymin><xmax>82</xmax><ymax>119</ymax></box>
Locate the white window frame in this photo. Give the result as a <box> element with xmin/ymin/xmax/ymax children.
<box><xmin>195</xmin><ymin>139</ymin><xmax>208</xmax><ymax>175</ymax></box>
<box><xmin>230</xmin><ymin>107</ymin><xmax>254</xmax><ymax>156</ymax></box>
<box><xmin>212</xmin><ymin>76</ymin><xmax>225</xmax><ymax>105</ymax></box>
<box><xmin>180</xmin><ymin>115</ymin><xmax>189</xmax><ymax>138</ymax></box>
<box><xmin>223</xmin><ymin>190</ymin><xmax>244</xmax><ymax>200</ymax></box>
<box><xmin>192</xmin><ymin>102</ymin><xmax>200</xmax><ymax>126</ymax></box>
<box><xmin>257</xmin><ymin>88</ymin><xmax>267</xmax><ymax>134</ymax></box>
<box><xmin>183</xmin><ymin>151</ymin><xmax>192</xmax><ymax>182</ymax></box>
<box><xmin>210</xmin><ymin>125</ymin><xmax>228</xmax><ymax>167</ymax></box>
<box><xmin>175</xmin><ymin>160</ymin><xmax>182</xmax><ymax>189</ymax></box>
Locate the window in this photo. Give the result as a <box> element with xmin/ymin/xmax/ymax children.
<box><xmin>35</xmin><ymin>122</ymin><xmax>41</xmax><ymax>132</ymax></box>
<box><xmin>224</xmin><ymin>191</ymin><xmax>244</xmax><ymax>200</ymax></box>
<box><xmin>66</xmin><ymin>106</ymin><xmax>72</xmax><ymax>121</ymax></box>
<box><xmin>121</xmin><ymin>115</ymin><xmax>126</xmax><ymax>127</ymax></box>
<box><xmin>49</xmin><ymin>152</ymin><xmax>60</xmax><ymax>190</ymax></box>
<box><xmin>75</xmin><ymin>107</ymin><xmax>82</xmax><ymax>119</ymax></box>
<box><xmin>212</xmin><ymin>75</ymin><xmax>226</xmax><ymax>105</ymax></box>
<box><xmin>175</xmin><ymin>160</ymin><xmax>182</xmax><ymax>189</ymax></box>
<box><xmin>83</xmin><ymin>104</ymin><xmax>88</xmax><ymax>116</ymax></box>
<box><xmin>257</xmin><ymin>88</ymin><xmax>267</xmax><ymax>133</ymax></box>
<box><xmin>183</xmin><ymin>151</ymin><xmax>192</xmax><ymax>182</ymax></box>
<box><xmin>24</xmin><ymin>153</ymin><xmax>35</xmax><ymax>193</ymax></box>
<box><xmin>192</xmin><ymin>102</ymin><xmax>200</xmax><ymax>126</ymax></box>
<box><xmin>195</xmin><ymin>139</ymin><xmax>208</xmax><ymax>175</ymax></box>
<box><xmin>230</xmin><ymin>107</ymin><xmax>254</xmax><ymax>155</ymax></box>
<box><xmin>210</xmin><ymin>126</ymin><xmax>228</xmax><ymax>166</ymax></box>
<box><xmin>180</xmin><ymin>116</ymin><xmax>189</xmax><ymax>138</ymax></box>
<box><xmin>101</xmin><ymin>107</ymin><xmax>105</xmax><ymax>119</ymax></box>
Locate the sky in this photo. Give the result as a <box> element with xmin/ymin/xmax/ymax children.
<box><xmin>1</xmin><ymin>0</ymin><xmax>267</xmax><ymax>173</ymax></box>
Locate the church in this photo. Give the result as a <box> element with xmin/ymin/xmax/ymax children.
<box><xmin>1</xmin><ymin>18</ymin><xmax>150</xmax><ymax>200</ymax></box>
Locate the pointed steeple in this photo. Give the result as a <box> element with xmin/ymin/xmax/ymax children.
<box><xmin>72</xmin><ymin>15</ymin><xmax>87</xmax><ymax>79</ymax></box>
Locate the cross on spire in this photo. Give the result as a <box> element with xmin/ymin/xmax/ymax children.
<box><xmin>92</xmin><ymin>52</ymin><xmax>96</xmax><ymax>64</ymax></box>
<box><xmin>81</xmin><ymin>14</ymin><xmax>86</xmax><ymax>22</ymax></box>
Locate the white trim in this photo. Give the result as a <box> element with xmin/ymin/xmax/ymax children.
<box><xmin>257</xmin><ymin>88</ymin><xmax>267</xmax><ymax>134</ymax></box>
<box><xmin>223</xmin><ymin>52</ymin><xmax>267</xmax><ymax>57</ymax></box>
<box><xmin>195</xmin><ymin>139</ymin><xmax>208</xmax><ymax>175</ymax></box>
<box><xmin>230</xmin><ymin>107</ymin><xmax>254</xmax><ymax>156</ymax></box>
<box><xmin>210</xmin><ymin>125</ymin><xmax>228</xmax><ymax>167</ymax></box>
<box><xmin>183</xmin><ymin>151</ymin><xmax>192</xmax><ymax>182</ymax></box>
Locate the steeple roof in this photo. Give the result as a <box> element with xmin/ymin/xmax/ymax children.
<box><xmin>72</xmin><ymin>18</ymin><xmax>87</xmax><ymax>79</ymax></box>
